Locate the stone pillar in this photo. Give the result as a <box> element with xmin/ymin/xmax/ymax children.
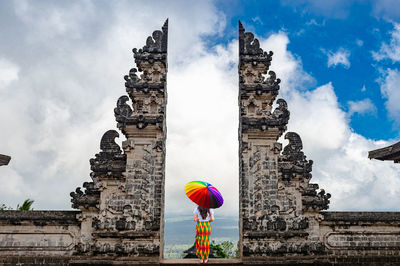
<box><xmin>70</xmin><ymin>20</ymin><xmax>168</xmax><ymax>260</ymax></box>
<box><xmin>238</xmin><ymin>21</ymin><xmax>330</xmax><ymax>260</ymax></box>
<box><xmin>115</xmin><ymin>18</ymin><xmax>168</xmax><ymax>258</ymax></box>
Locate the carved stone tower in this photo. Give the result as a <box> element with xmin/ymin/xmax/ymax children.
<box><xmin>238</xmin><ymin>22</ymin><xmax>331</xmax><ymax>260</ymax></box>
<box><xmin>70</xmin><ymin>20</ymin><xmax>168</xmax><ymax>259</ymax></box>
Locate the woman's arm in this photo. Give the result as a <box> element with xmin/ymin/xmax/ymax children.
<box><xmin>209</xmin><ymin>214</ymin><xmax>214</xmax><ymax>222</ymax></box>
<box><xmin>194</xmin><ymin>214</ymin><xmax>199</xmax><ymax>222</ymax></box>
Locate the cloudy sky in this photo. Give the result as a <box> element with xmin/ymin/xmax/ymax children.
<box><xmin>1</xmin><ymin>0</ymin><xmax>400</xmax><ymax>218</ymax></box>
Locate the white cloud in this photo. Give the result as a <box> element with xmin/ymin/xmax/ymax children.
<box><xmin>165</xmin><ymin>41</ymin><xmax>238</xmax><ymax>217</ymax></box>
<box><xmin>371</xmin><ymin>0</ymin><xmax>400</xmax><ymax>20</ymax></box>
<box><xmin>13</xmin><ymin>0</ymin><xmax>95</xmax><ymax>42</ymax></box>
<box><xmin>259</xmin><ymin>32</ymin><xmax>400</xmax><ymax>211</ymax></box>
<box><xmin>379</xmin><ymin>68</ymin><xmax>400</xmax><ymax>123</ymax></box>
<box><xmin>325</xmin><ymin>48</ymin><xmax>351</xmax><ymax>68</ymax></box>
<box><xmin>287</xmin><ymin>83</ymin><xmax>349</xmax><ymax>151</ymax></box>
<box><xmin>260</xmin><ymin>34</ymin><xmax>314</xmax><ymax>94</ymax></box>
<box><xmin>252</xmin><ymin>16</ymin><xmax>263</xmax><ymax>24</ymax></box>
<box><xmin>361</xmin><ymin>85</ymin><xmax>367</xmax><ymax>92</ymax></box>
<box><xmin>285</xmin><ymin>84</ymin><xmax>400</xmax><ymax>211</ymax></box>
<box><xmin>347</xmin><ymin>98</ymin><xmax>377</xmax><ymax>117</ymax></box>
<box><xmin>0</xmin><ymin>58</ymin><xmax>19</xmax><ymax>88</ymax></box>
<box><xmin>373</xmin><ymin>22</ymin><xmax>400</xmax><ymax>62</ymax></box>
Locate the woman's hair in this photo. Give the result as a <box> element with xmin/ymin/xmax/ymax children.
<box><xmin>198</xmin><ymin>206</ymin><xmax>210</xmax><ymax>220</ymax></box>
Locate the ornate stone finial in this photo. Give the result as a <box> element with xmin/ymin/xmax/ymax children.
<box><xmin>70</xmin><ymin>182</ymin><xmax>100</xmax><ymax>210</ymax></box>
<box><xmin>239</xmin><ymin>21</ymin><xmax>283</xmax><ymax>130</ymax></box>
<box><xmin>282</xmin><ymin>132</ymin><xmax>307</xmax><ymax>163</ymax></box>
<box><xmin>100</xmin><ymin>130</ymin><xmax>122</xmax><ymax>154</ymax></box>
<box><xmin>279</xmin><ymin>132</ymin><xmax>313</xmax><ymax>180</ymax></box>
<box><xmin>302</xmin><ymin>184</ymin><xmax>331</xmax><ymax>211</ymax></box>
<box><xmin>279</xmin><ymin>132</ymin><xmax>331</xmax><ymax>210</ymax></box>
<box><xmin>70</xmin><ymin>130</ymin><xmax>126</xmax><ymax>210</ymax></box>
<box><xmin>118</xmin><ymin>21</ymin><xmax>167</xmax><ymax>133</ymax></box>
<box><xmin>272</xmin><ymin>99</ymin><xmax>290</xmax><ymax>127</ymax></box>
<box><xmin>241</xmin><ymin>99</ymin><xmax>289</xmax><ymax>132</ymax></box>
<box><xmin>239</xmin><ymin>20</ymin><xmax>273</xmax><ymax>66</ymax></box>
<box><xmin>90</xmin><ymin>130</ymin><xmax>126</xmax><ymax>179</ymax></box>
<box><xmin>114</xmin><ymin>96</ymin><xmax>134</xmax><ymax>130</ymax></box>
<box><xmin>132</xmin><ymin>19</ymin><xmax>168</xmax><ymax>68</ymax></box>
<box><xmin>125</xmin><ymin>20</ymin><xmax>168</xmax><ymax>96</ymax></box>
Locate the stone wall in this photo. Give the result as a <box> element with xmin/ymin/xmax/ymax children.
<box><xmin>0</xmin><ymin>211</ymin><xmax>80</xmax><ymax>256</ymax></box>
<box><xmin>321</xmin><ymin>212</ymin><xmax>400</xmax><ymax>254</ymax></box>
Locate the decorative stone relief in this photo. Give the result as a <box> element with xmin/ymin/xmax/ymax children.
<box><xmin>239</xmin><ymin>21</ymin><xmax>330</xmax><ymax>257</ymax></box>
<box><xmin>90</xmin><ymin>130</ymin><xmax>126</xmax><ymax>180</ymax></box>
<box><xmin>70</xmin><ymin>20</ymin><xmax>167</xmax><ymax>258</ymax></box>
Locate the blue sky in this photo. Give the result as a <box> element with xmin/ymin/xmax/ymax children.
<box><xmin>0</xmin><ymin>0</ymin><xmax>400</xmax><ymax>215</ymax></box>
<box><xmin>214</xmin><ymin>0</ymin><xmax>400</xmax><ymax>140</ymax></box>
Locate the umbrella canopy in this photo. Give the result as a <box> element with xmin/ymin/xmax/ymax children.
<box><xmin>185</xmin><ymin>181</ymin><xmax>224</xmax><ymax>209</ymax></box>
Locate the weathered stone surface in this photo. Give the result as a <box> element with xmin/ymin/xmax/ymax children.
<box><xmin>0</xmin><ymin>211</ymin><xmax>80</xmax><ymax>257</ymax></box>
<box><xmin>70</xmin><ymin>20</ymin><xmax>168</xmax><ymax>258</ymax></box>
<box><xmin>322</xmin><ymin>211</ymin><xmax>400</xmax><ymax>222</ymax></box>
<box><xmin>239</xmin><ymin>21</ymin><xmax>400</xmax><ymax>263</ymax></box>
<box><xmin>0</xmin><ymin>210</ymin><xmax>80</xmax><ymax>225</ymax></box>
<box><xmin>239</xmin><ymin>21</ymin><xmax>333</xmax><ymax>258</ymax></box>
<box><xmin>90</xmin><ymin>130</ymin><xmax>126</xmax><ymax>179</ymax></box>
<box><xmin>369</xmin><ymin>140</ymin><xmax>400</xmax><ymax>163</ymax></box>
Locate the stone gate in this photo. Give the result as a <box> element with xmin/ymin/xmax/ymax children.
<box><xmin>0</xmin><ymin>21</ymin><xmax>400</xmax><ymax>265</ymax></box>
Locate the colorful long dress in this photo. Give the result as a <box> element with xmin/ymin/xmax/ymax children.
<box><xmin>195</xmin><ymin>221</ymin><xmax>211</xmax><ymax>260</ymax></box>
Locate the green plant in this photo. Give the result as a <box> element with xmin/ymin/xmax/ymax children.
<box><xmin>210</xmin><ymin>240</ymin><xmax>238</xmax><ymax>258</ymax></box>
<box><xmin>220</xmin><ymin>240</ymin><xmax>237</xmax><ymax>257</ymax></box>
<box><xmin>210</xmin><ymin>240</ymin><xmax>228</xmax><ymax>258</ymax></box>
<box><xmin>0</xmin><ymin>204</ymin><xmax>12</xmax><ymax>210</ymax></box>
<box><xmin>17</xmin><ymin>199</ymin><xmax>34</xmax><ymax>210</ymax></box>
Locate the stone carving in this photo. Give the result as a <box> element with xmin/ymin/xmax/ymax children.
<box><xmin>279</xmin><ymin>132</ymin><xmax>312</xmax><ymax>181</ymax></box>
<box><xmin>89</xmin><ymin>130</ymin><xmax>126</xmax><ymax>179</ymax></box>
<box><xmin>239</xmin><ymin>21</ymin><xmax>273</xmax><ymax>65</ymax></box>
<box><xmin>133</xmin><ymin>20</ymin><xmax>168</xmax><ymax>65</ymax></box>
<box><xmin>118</xmin><ymin>20</ymin><xmax>167</xmax><ymax>137</ymax></box>
<box><xmin>124</xmin><ymin>66</ymin><xmax>166</xmax><ymax>95</ymax></box>
<box><xmin>302</xmin><ymin>183</ymin><xmax>331</xmax><ymax>211</ymax></box>
<box><xmin>69</xmin><ymin>21</ymin><xmax>167</xmax><ymax>258</ymax></box>
<box><xmin>70</xmin><ymin>182</ymin><xmax>100</xmax><ymax>210</ymax></box>
<box><xmin>70</xmin><ymin>129</ymin><xmax>125</xmax><ymax>210</ymax></box>
<box><xmin>115</xmin><ymin>95</ymin><xmax>133</xmax><ymax>119</ymax></box>
<box><xmin>116</xmin><ymin>113</ymin><xmax>164</xmax><ymax>130</ymax></box>
<box><xmin>239</xmin><ymin>21</ymin><xmax>330</xmax><ymax>257</ymax></box>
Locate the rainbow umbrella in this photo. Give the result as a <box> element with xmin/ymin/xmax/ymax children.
<box><xmin>185</xmin><ymin>181</ymin><xmax>224</xmax><ymax>209</ymax></box>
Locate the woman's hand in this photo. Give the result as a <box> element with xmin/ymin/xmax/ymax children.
<box><xmin>194</xmin><ymin>214</ymin><xmax>199</xmax><ymax>222</ymax></box>
<box><xmin>210</xmin><ymin>214</ymin><xmax>214</xmax><ymax>222</ymax></box>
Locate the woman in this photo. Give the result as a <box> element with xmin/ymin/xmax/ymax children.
<box><xmin>193</xmin><ymin>205</ymin><xmax>214</xmax><ymax>264</ymax></box>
